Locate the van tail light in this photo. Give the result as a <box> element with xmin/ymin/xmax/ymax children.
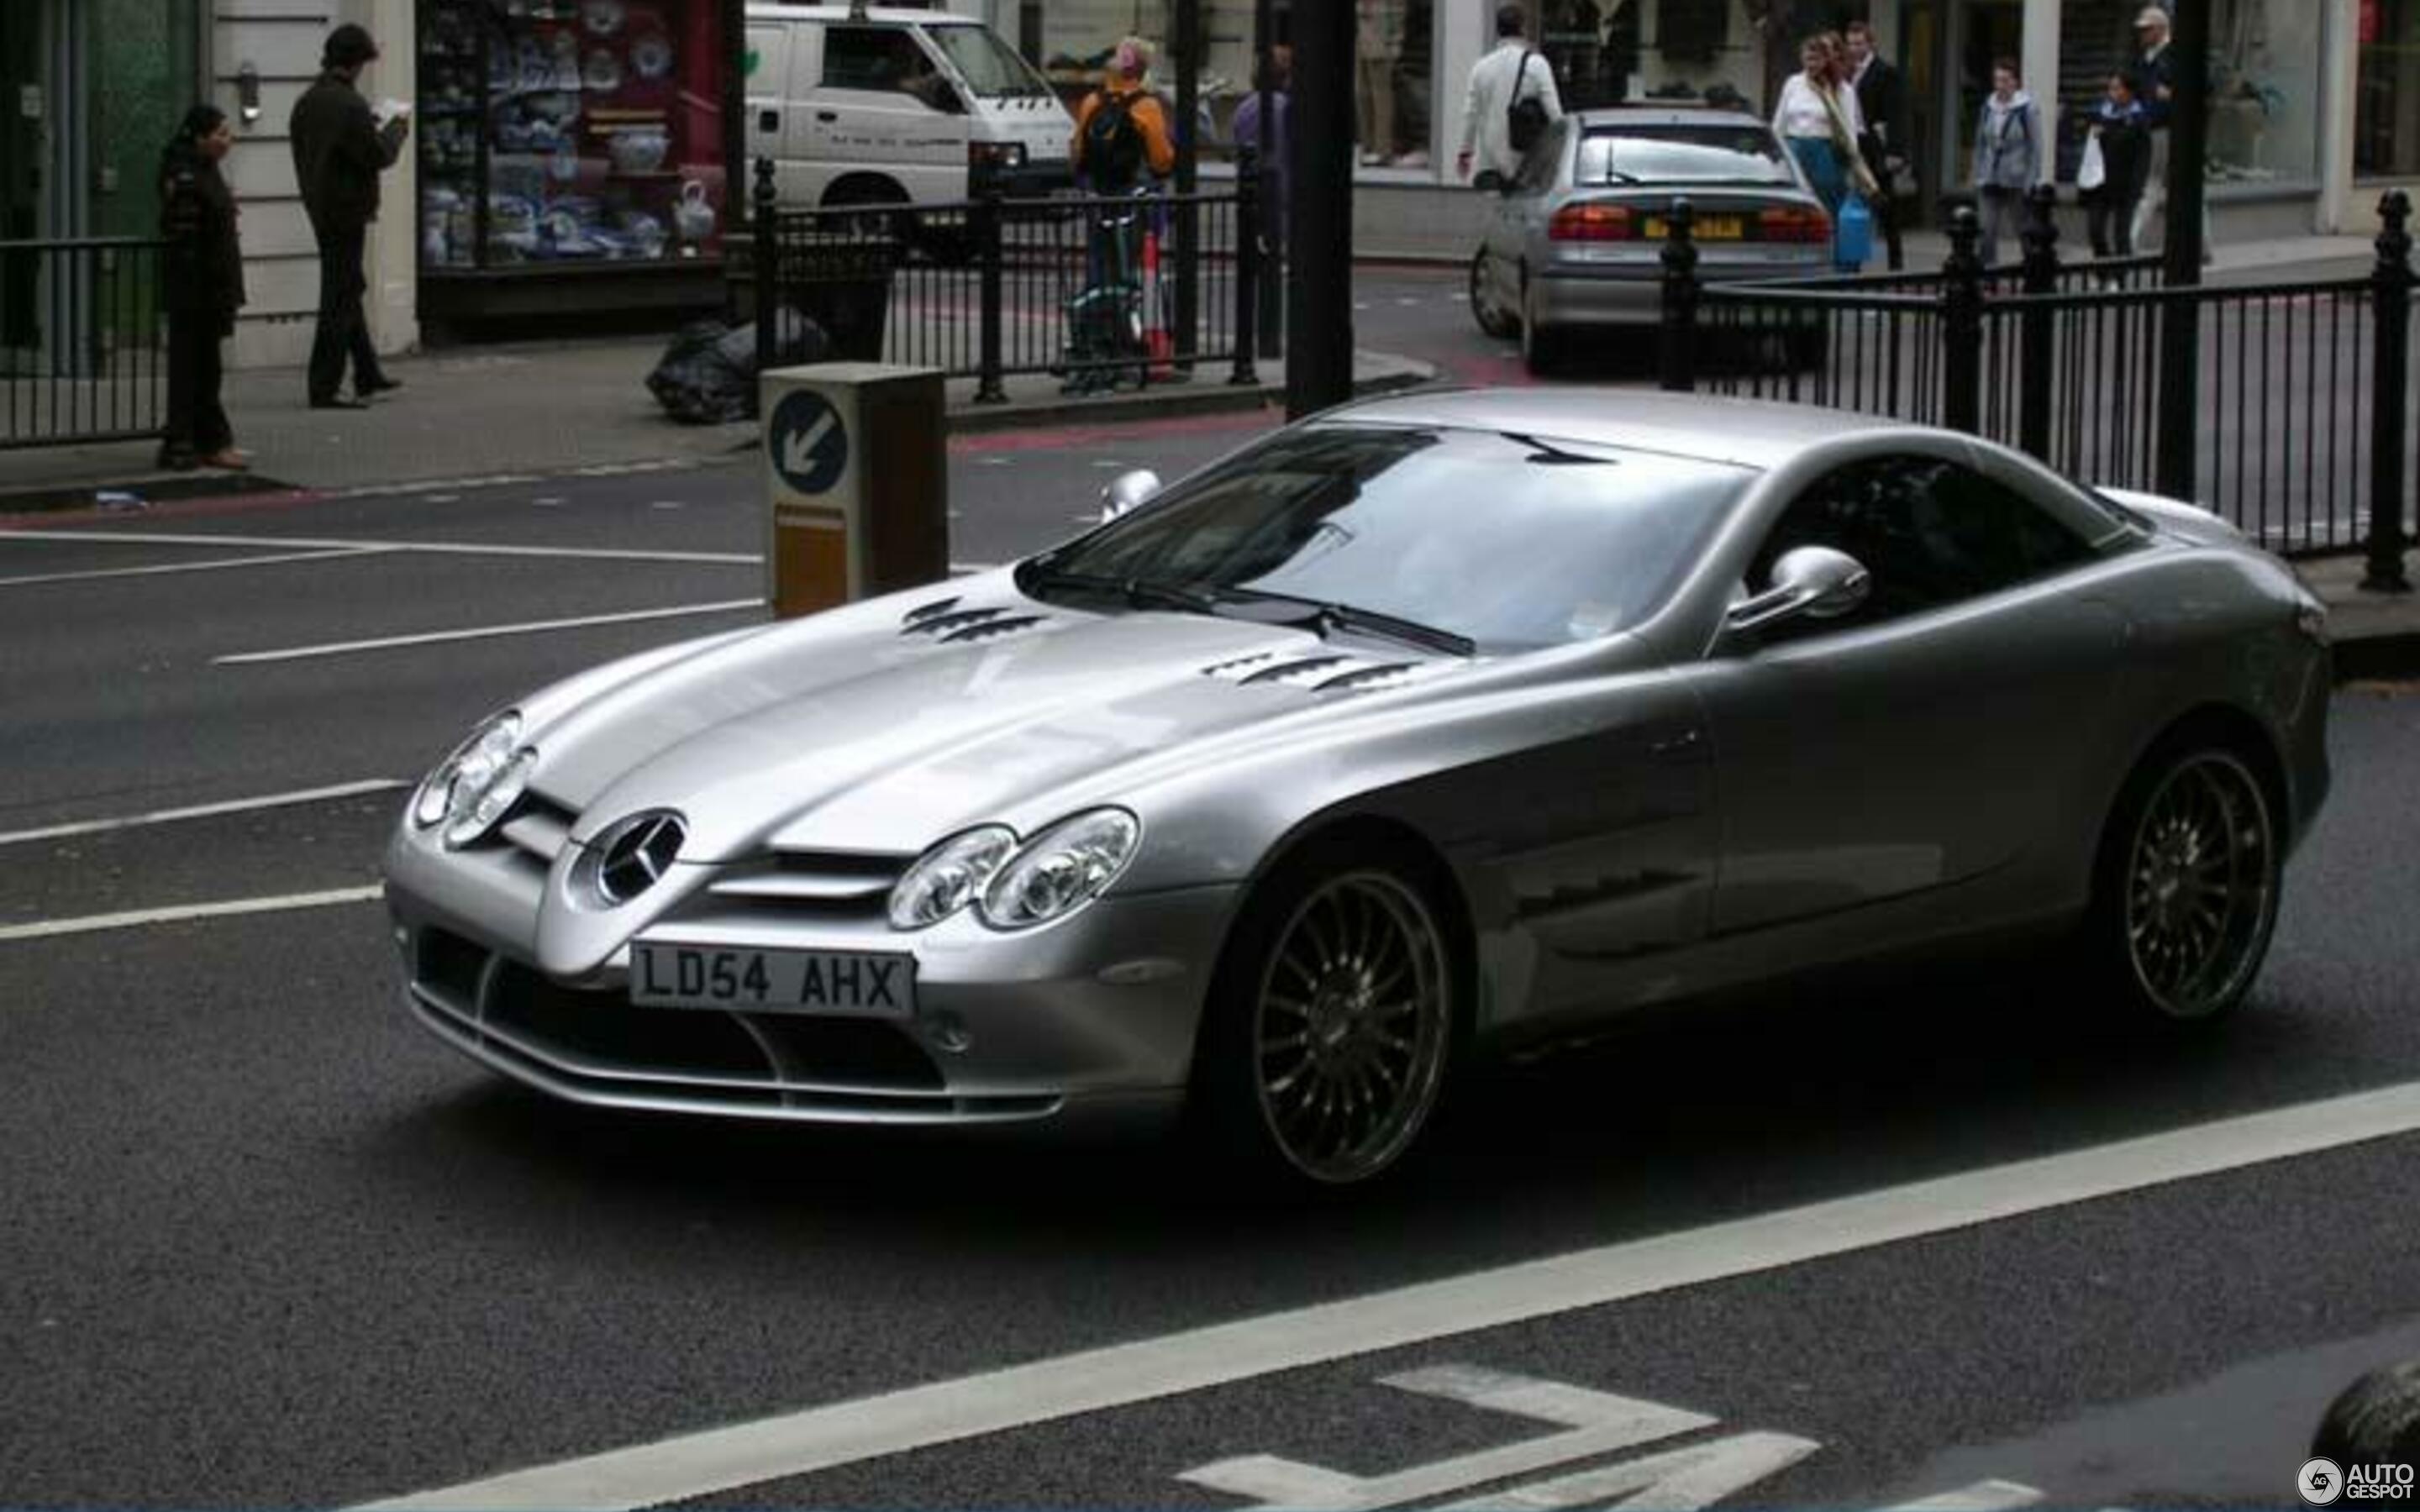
<box><xmin>1549</xmin><ymin>202</ymin><xmax>1638</xmax><ymax>242</ymax></box>
<box><xmin>1758</xmin><ymin>207</ymin><xmax>1832</xmax><ymax>244</ymax></box>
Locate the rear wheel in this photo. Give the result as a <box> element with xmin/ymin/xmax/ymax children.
<box><xmin>2081</xmin><ymin>738</ymin><xmax>2282</xmax><ymax>1026</ymax></box>
<box><xmin>1521</xmin><ymin>279</ymin><xmax>1565</xmax><ymax>376</ymax></box>
<box><xmin>1192</xmin><ymin>847</ymin><xmax>1460</xmax><ymax>1188</ymax></box>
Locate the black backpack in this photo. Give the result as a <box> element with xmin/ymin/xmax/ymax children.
<box><xmin>1084</xmin><ymin>91</ymin><xmax>1147</xmax><ymax>191</ymax></box>
<box><xmin>1507</xmin><ymin>50</ymin><xmax>1549</xmax><ymax>155</ymax></box>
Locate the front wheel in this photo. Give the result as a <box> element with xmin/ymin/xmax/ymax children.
<box><xmin>2081</xmin><ymin>740</ymin><xmax>2282</xmax><ymax>1026</ymax></box>
<box><xmin>1192</xmin><ymin>852</ymin><xmax>1460</xmax><ymax>1187</ymax></box>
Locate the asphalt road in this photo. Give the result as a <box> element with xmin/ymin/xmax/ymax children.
<box><xmin>4</xmin><ymin>409</ymin><xmax>2419</xmax><ymax>1511</ymax></box>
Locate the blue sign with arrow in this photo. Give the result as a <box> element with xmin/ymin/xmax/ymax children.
<box><xmin>769</xmin><ymin>389</ymin><xmax>849</xmax><ymax>495</ymax></box>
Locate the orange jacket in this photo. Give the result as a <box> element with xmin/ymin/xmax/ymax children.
<box><xmin>1071</xmin><ymin>84</ymin><xmax>1176</xmax><ymax>181</ymax></box>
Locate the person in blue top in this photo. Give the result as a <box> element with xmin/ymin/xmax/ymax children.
<box><xmin>1969</xmin><ymin>58</ymin><xmax>2040</xmax><ymax>266</ymax></box>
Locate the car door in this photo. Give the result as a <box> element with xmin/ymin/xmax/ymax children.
<box><xmin>810</xmin><ymin>24</ymin><xmax>971</xmax><ymax>203</ymax></box>
<box><xmin>1685</xmin><ymin>449</ymin><xmax>2129</xmax><ymax>939</ymax></box>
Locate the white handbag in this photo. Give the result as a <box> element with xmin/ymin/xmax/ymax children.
<box><xmin>2078</xmin><ymin>133</ymin><xmax>2107</xmax><ymax>192</ymax></box>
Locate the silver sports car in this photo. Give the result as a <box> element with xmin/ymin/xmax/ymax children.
<box><xmin>384</xmin><ymin>390</ymin><xmax>2332</xmax><ymax>1186</ymax></box>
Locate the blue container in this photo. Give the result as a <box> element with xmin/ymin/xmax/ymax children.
<box><xmin>1835</xmin><ymin>193</ymin><xmax>1874</xmax><ymax>270</ymax></box>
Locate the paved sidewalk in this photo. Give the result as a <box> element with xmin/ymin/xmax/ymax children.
<box><xmin>0</xmin><ymin>342</ymin><xmax>1431</xmax><ymax>507</ymax></box>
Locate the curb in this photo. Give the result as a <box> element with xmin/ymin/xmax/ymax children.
<box><xmin>944</xmin><ymin>358</ymin><xmax>1439</xmax><ymax>436</ymax></box>
<box><xmin>0</xmin><ymin>362</ymin><xmax>1440</xmax><ymax>515</ymax></box>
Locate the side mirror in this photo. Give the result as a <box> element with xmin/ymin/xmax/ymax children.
<box><xmin>1474</xmin><ymin>169</ymin><xmax>1507</xmax><ymax>195</ymax></box>
<box><xmin>1100</xmin><ymin>469</ymin><xmax>1162</xmax><ymax>522</ymax></box>
<box><xmin>1724</xmin><ymin>545</ymin><xmax>1871</xmax><ymax>636</ymax></box>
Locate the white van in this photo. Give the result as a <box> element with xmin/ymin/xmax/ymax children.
<box><xmin>744</xmin><ymin>3</ymin><xmax>1076</xmax><ymax>211</ymax></box>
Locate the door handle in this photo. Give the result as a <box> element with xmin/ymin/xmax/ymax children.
<box><xmin>1649</xmin><ymin>728</ymin><xmax>1705</xmax><ymax>759</ymax></box>
<box><xmin>816</xmin><ymin>110</ymin><xmax>839</xmax><ymax>123</ymax></box>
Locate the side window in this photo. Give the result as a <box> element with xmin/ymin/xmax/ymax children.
<box><xmin>822</xmin><ymin>26</ymin><xmax>954</xmax><ymax>110</ymax></box>
<box><xmin>1749</xmin><ymin>456</ymin><xmax>2096</xmax><ymax>632</ymax></box>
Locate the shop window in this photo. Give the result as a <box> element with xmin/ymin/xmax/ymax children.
<box><xmin>418</xmin><ymin>0</ymin><xmax>729</xmax><ymax>273</ymax></box>
<box><xmin>2359</xmin><ymin>0</ymin><xmax>2420</xmax><ymax>176</ymax></box>
<box><xmin>1038</xmin><ymin>2</ymin><xmax>1443</xmax><ymax>175</ymax></box>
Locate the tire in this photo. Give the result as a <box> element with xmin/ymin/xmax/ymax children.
<box><xmin>821</xmin><ymin>178</ymin><xmax>911</xmax><ymax>240</ymax></box>
<box><xmin>1191</xmin><ymin>843</ymin><xmax>1461</xmax><ymax>1189</ymax></box>
<box><xmin>1521</xmin><ymin>280</ymin><xmax>1565</xmax><ymax>377</ymax></box>
<box><xmin>2080</xmin><ymin>736</ymin><xmax>2283</xmax><ymax>1026</ymax></box>
<box><xmin>1471</xmin><ymin>251</ymin><xmax>1520</xmax><ymax>339</ymax></box>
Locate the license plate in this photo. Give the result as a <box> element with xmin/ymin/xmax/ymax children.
<box><xmin>630</xmin><ymin>942</ymin><xmax>916</xmax><ymax>1018</ymax></box>
<box><xmin>1645</xmin><ymin>215</ymin><xmax>1744</xmax><ymax>239</ymax></box>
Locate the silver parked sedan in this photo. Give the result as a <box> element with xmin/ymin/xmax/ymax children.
<box><xmin>1471</xmin><ymin>108</ymin><xmax>1835</xmax><ymax>375</ymax></box>
<box><xmin>385</xmin><ymin>390</ymin><xmax>2331</xmax><ymax>1187</ymax></box>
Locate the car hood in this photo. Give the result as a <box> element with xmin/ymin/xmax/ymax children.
<box><xmin>526</xmin><ymin>576</ymin><xmax>1462</xmax><ymax>861</ymax></box>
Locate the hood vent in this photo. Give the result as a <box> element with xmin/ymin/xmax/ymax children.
<box><xmin>899</xmin><ymin>604</ymin><xmax>1048</xmax><ymax>643</ymax></box>
<box><xmin>1202</xmin><ymin>651</ymin><xmax>1428</xmax><ymax>693</ymax></box>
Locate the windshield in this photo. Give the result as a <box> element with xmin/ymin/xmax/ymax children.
<box><xmin>1577</xmin><ymin>125</ymin><xmax>1794</xmax><ymax>186</ymax></box>
<box><xmin>928</xmin><ymin>24</ymin><xmax>1053</xmax><ymax>98</ymax></box>
<box><xmin>1023</xmin><ymin>426</ymin><xmax>1753</xmax><ymax>652</ymax></box>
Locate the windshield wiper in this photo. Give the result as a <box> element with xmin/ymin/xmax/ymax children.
<box><xmin>1212</xmin><ymin>587</ymin><xmax>1476</xmax><ymax>657</ymax></box>
<box><xmin>1020</xmin><ymin>564</ymin><xmax>1223</xmax><ymax>615</ymax></box>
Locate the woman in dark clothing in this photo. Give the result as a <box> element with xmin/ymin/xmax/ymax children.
<box><xmin>158</xmin><ymin>104</ymin><xmax>248</xmax><ymax>470</ymax></box>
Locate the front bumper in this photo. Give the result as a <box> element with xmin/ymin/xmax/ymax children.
<box><xmin>385</xmin><ymin>830</ymin><xmax>1238</xmax><ymax>1128</ymax></box>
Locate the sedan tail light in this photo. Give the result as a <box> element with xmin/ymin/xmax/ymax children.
<box><xmin>1549</xmin><ymin>202</ymin><xmax>1638</xmax><ymax>241</ymax></box>
<box><xmin>1758</xmin><ymin>207</ymin><xmax>1832</xmax><ymax>244</ymax></box>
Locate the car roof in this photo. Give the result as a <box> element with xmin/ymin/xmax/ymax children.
<box><xmin>1323</xmin><ymin>389</ymin><xmax>1921</xmax><ymax>471</ymax></box>
<box><xmin>1570</xmin><ymin>107</ymin><xmax>1770</xmax><ymax>130</ymax></box>
<box><xmin>744</xmin><ymin>3</ymin><xmax>982</xmax><ymax>24</ymax></box>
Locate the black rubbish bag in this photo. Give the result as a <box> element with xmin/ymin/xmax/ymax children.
<box><xmin>645</xmin><ymin>309</ymin><xmax>825</xmax><ymax>424</ymax></box>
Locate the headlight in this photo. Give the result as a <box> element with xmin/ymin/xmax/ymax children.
<box><xmin>410</xmin><ymin>712</ymin><xmax>535</xmax><ymax>849</ymax></box>
<box><xmin>980</xmin><ymin>808</ymin><xmax>1140</xmax><ymax>930</ymax></box>
<box><xmin>889</xmin><ymin>825</ymin><xmax>1018</xmax><ymax>930</ymax></box>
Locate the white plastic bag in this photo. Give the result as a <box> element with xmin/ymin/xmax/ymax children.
<box><xmin>2078</xmin><ymin>134</ymin><xmax>2107</xmax><ymax>192</ymax></box>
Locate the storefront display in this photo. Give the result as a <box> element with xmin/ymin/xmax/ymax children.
<box><xmin>418</xmin><ymin>0</ymin><xmax>731</xmax><ymax>301</ymax></box>
<box><xmin>2359</xmin><ymin>0</ymin><xmax>2420</xmax><ymax>175</ymax></box>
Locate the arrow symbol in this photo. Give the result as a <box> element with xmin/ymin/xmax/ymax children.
<box><xmin>783</xmin><ymin>409</ymin><xmax>839</xmax><ymax>479</ymax></box>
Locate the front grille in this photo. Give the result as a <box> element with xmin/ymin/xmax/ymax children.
<box><xmin>707</xmin><ymin>849</ymin><xmax>907</xmax><ymax>920</ymax></box>
<box><xmin>418</xmin><ymin>927</ymin><xmax>488</xmax><ymax>1009</ymax></box>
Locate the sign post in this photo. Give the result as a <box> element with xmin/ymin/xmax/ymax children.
<box><xmin>760</xmin><ymin>363</ymin><xmax>949</xmax><ymax>619</ymax></box>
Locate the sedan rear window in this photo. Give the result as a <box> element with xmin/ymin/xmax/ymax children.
<box><xmin>1578</xmin><ymin>125</ymin><xmax>1794</xmax><ymax>186</ymax></box>
<box><xmin>1028</xmin><ymin>426</ymin><xmax>1753</xmax><ymax>652</ymax></box>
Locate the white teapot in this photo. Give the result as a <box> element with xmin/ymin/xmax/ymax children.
<box><xmin>673</xmin><ymin>180</ymin><xmax>718</xmax><ymax>242</ymax></box>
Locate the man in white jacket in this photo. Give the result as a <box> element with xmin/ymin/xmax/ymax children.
<box><xmin>1457</xmin><ymin>3</ymin><xmax>1564</xmax><ymax>185</ymax></box>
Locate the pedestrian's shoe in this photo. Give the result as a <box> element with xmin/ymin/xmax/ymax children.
<box><xmin>310</xmin><ymin>396</ymin><xmax>371</xmax><ymax>410</ymax></box>
<box><xmin>155</xmin><ymin>448</ymin><xmax>199</xmax><ymax>471</ymax></box>
<box><xmin>200</xmin><ymin>448</ymin><xmax>252</xmax><ymax>470</ymax></box>
<box><xmin>358</xmin><ymin>375</ymin><xmax>404</xmax><ymax>396</ymax></box>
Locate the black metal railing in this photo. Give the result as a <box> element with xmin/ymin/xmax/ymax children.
<box><xmin>747</xmin><ymin>157</ymin><xmax>1261</xmax><ymax>403</ymax></box>
<box><xmin>1</xmin><ymin>236</ymin><xmax>173</xmax><ymax>449</ymax></box>
<box><xmin>1659</xmin><ymin>186</ymin><xmax>2417</xmax><ymax>578</ymax></box>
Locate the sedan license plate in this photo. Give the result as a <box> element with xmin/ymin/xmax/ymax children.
<box><xmin>630</xmin><ymin>943</ymin><xmax>915</xmax><ymax>1018</ymax></box>
<box><xmin>1646</xmin><ymin>214</ymin><xmax>1744</xmax><ymax>240</ymax></box>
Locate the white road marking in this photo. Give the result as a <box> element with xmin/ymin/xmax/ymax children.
<box><xmin>650</xmin><ymin>501</ymin><xmax>685</xmax><ymax>510</ymax></box>
<box><xmin>354</xmin><ymin>1079</ymin><xmax>2420</xmax><ymax>1512</ymax></box>
<box><xmin>534</xmin><ymin>497</ymin><xmax>568</xmax><ymax>507</ymax></box>
<box><xmin>0</xmin><ymin>780</ymin><xmax>408</xmax><ymax>848</ymax></box>
<box><xmin>1433</xmin><ymin>1432</ymin><xmax>1820</xmax><ymax>1510</ymax></box>
<box><xmin>425</xmin><ymin>495</ymin><xmax>460</xmax><ymax>505</ymax></box>
<box><xmin>0</xmin><ymin>885</ymin><xmax>384</xmax><ymax>942</ymax></box>
<box><xmin>1183</xmin><ymin>1366</ymin><xmax>1715</xmax><ymax>1509</ymax></box>
<box><xmin>214</xmin><ymin>601</ymin><xmax>763</xmax><ymax>664</ymax></box>
<box><xmin>0</xmin><ymin>529</ymin><xmax>758</xmax><ymax>566</ymax></box>
<box><xmin>1883</xmin><ymin>1480</ymin><xmax>2048</xmax><ymax>1511</ymax></box>
<box><xmin>0</xmin><ymin>546</ymin><xmax>396</xmax><ymax>588</ymax></box>
<box><xmin>947</xmin><ymin>562</ymin><xmax>998</xmax><ymax>576</ymax></box>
